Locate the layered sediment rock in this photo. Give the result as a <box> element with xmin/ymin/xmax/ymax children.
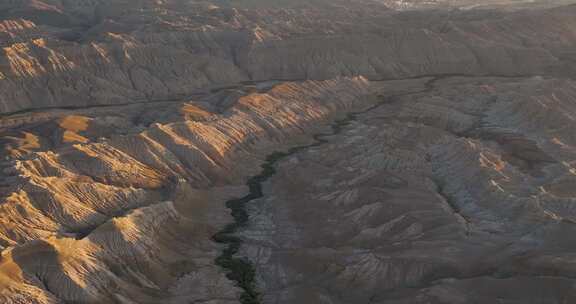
<box><xmin>0</xmin><ymin>77</ymin><xmax>371</xmax><ymax>303</ymax></box>
<box><xmin>1</xmin><ymin>0</ymin><xmax>576</xmax><ymax>114</ymax></box>
<box><xmin>2</xmin><ymin>1</ymin><xmax>576</xmax><ymax>303</ymax></box>
<box><xmin>239</xmin><ymin>76</ymin><xmax>576</xmax><ymax>303</ymax></box>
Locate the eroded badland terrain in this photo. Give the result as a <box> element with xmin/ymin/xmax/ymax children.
<box><xmin>2</xmin><ymin>0</ymin><xmax>576</xmax><ymax>303</ymax></box>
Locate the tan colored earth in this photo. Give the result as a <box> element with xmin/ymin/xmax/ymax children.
<box><xmin>2</xmin><ymin>1</ymin><xmax>576</xmax><ymax>303</ymax></box>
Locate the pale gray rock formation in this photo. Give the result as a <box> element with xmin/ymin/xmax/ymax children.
<box><xmin>378</xmin><ymin>0</ymin><xmax>576</xmax><ymax>10</ymax></box>
<box><xmin>239</xmin><ymin>76</ymin><xmax>576</xmax><ymax>303</ymax></box>
<box><xmin>1</xmin><ymin>1</ymin><xmax>576</xmax><ymax>304</ymax></box>
<box><xmin>1</xmin><ymin>0</ymin><xmax>576</xmax><ymax>114</ymax></box>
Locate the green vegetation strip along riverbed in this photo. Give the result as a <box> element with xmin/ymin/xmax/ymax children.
<box><xmin>211</xmin><ymin>110</ymin><xmax>359</xmax><ymax>303</ymax></box>
<box><xmin>210</xmin><ymin>74</ymin><xmax>523</xmax><ymax>303</ymax></box>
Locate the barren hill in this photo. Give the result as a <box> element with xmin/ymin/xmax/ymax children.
<box><xmin>1</xmin><ymin>1</ymin><xmax>576</xmax><ymax>303</ymax></box>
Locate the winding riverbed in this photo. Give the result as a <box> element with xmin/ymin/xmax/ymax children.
<box><xmin>210</xmin><ymin>73</ymin><xmax>538</xmax><ymax>303</ymax></box>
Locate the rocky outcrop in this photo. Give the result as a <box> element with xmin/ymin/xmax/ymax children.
<box><xmin>0</xmin><ymin>77</ymin><xmax>372</xmax><ymax>303</ymax></box>
<box><xmin>2</xmin><ymin>1</ymin><xmax>576</xmax><ymax>303</ymax></box>
<box><xmin>238</xmin><ymin>75</ymin><xmax>576</xmax><ymax>303</ymax></box>
<box><xmin>1</xmin><ymin>1</ymin><xmax>576</xmax><ymax>114</ymax></box>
